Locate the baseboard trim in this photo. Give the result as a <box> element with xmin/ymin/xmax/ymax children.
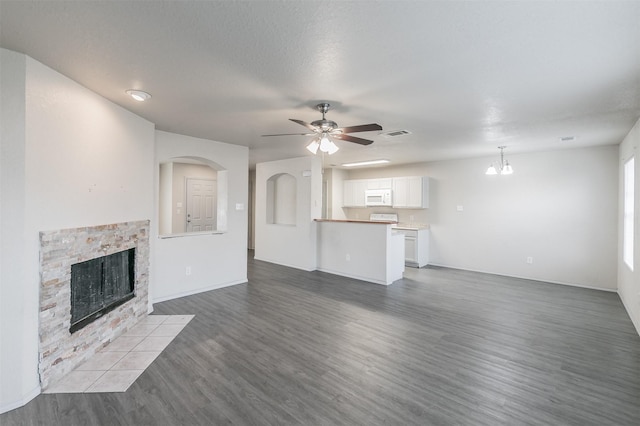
<box><xmin>425</xmin><ymin>263</ymin><xmax>617</xmax><ymax>292</ymax></box>
<box><xmin>315</xmin><ymin>267</ymin><xmax>390</xmax><ymax>286</ymax></box>
<box><xmin>0</xmin><ymin>385</ymin><xmax>41</xmax><ymax>415</ymax></box>
<box><xmin>253</xmin><ymin>256</ymin><xmax>316</xmax><ymax>272</ymax></box>
<box><xmin>618</xmin><ymin>291</ymin><xmax>640</xmax><ymax>337</ymax></box>
<box><xmin>152</xmin><ymin>278</ymin><xmax>247</xmax><ymax>304</ymax></box>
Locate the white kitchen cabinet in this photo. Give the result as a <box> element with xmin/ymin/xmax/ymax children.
<box><xmin>394</xmin><ymin>228</ymin><xmax>429</xmax><ymax>267</ymax></box>
<box><xmin>392</xmin><ymin>176</ymin><xmax>429</xmax><ymax>208</ymax></box>
<box><xmin>343</xmin><ymin>176</ymin><xmax>428</xmax><ymax>208</ymax></box>
<box><xmin>366</xmin><ymin>178</ymin><xmax>393</xmax><ymax>190</ymax></box>
<box><xmin>343</xmin><ymin>179</ymin><xmax>368</xmax><ymax>207</ymax></box>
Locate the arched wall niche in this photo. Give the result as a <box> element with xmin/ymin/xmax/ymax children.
<box><xmin>159</xmin><ymin>156</ymin><xmax>228</xmax><ymax>236</ymax></box>
<box><xmin>266</xmin><ymin>173</ymin><xmax>297</xmax><ymax>226</ymax></box>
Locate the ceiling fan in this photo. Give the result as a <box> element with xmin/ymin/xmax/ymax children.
<box><xmin>262</xmin><ymin>103</ymin><xmax>383</xmax><ymax>154</ymax></box>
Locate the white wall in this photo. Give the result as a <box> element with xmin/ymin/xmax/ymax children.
<box><xmin>0</xmin><ymin>50</ymin><xmax>155</xmax><ymax>412</ymax></box>
<box><xmin>618</xmin><ymin>119</ymin><xmax>640</xmax><ymax>334</ymax></box>
<box><xmin>255</xmin><ymin>156</ymin><xmax>322</xmax><ymax>271</ymax></box>
<box><xmin>153</xmin><ymin>131</ymin><xmax>248</xmax><ymax>303</ymax></box>
<box><xmin>345</xmin><ymin>145</ymin><xmax>619</xmax><ymax>290</ymax></box>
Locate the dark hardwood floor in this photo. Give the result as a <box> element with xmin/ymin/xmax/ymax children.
<box><xmin>3</xmin><ymin>252</ymin><xmax>640</xmax><ymax>425</ymax></box>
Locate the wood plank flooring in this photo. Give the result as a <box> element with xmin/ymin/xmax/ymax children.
<box><xmin>3</xmin><ymin>252</ymin><xmax>640</xmax><ymax>425</ymax></box>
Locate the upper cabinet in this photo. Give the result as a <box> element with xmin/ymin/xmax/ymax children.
<box><xmin>393</xmin><ymin>176</ymin><xmax>429</xmax><ymax>208</ymax></box>
<box><xmin>343</xmin><ymin>176</ymin><xmax>429</xmax><ymax>209</ymax></box>
<box><xmin>366</xmin><ymin>178</ymin><xmax>393</xmax><ymax>190</ymax></box>
<box><xmin>343</xmin><ymin>179</ymin><xmax>368</xmax><ymax>207</ymax></box>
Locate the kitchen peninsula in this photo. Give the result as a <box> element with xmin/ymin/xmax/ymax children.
<box><xmin>315</xmin><ymin>219</ymin><xmax>405</xmax><ymax>285</ymax></box>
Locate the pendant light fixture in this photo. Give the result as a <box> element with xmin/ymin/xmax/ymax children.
<box><xmin>307</xmin><ymin>133</ymin><xmax>339</xmax><ymax>155</ymax></box>
<box><xmin>486</xmin><ymin>146</ymin><xmax>513</xmax><ymax>175</ymax></box>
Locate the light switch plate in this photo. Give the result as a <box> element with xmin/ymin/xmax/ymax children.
<box><xmin>235</xmin><ymin>203</ymin><xmax>245</xmax><ymax>211</ymax></box>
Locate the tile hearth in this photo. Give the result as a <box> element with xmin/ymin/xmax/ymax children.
<box><xmin>44</xmin><ymin>314</ymin><xmax>193</xmax><ymax>394</ymax></box>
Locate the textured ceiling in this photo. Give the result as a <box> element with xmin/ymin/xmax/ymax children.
<box><xmin>1</xmin><ymin>1</ymin><xmax>639</xmax><ymax>168</ymax></box>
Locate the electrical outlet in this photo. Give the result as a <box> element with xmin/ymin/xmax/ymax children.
<box><xmin>346</xmin><ymin>254</ymin><xmax>351</xmax><ymax>261</ymax></box>
<box><xmin>526</xmin><ymin>257</ymin><xmax>533</xmax><ymax>264</ymax></box>
<box><xmin>186</xmin><ymin>266</ymin><xmax>192</xmax><ymax>275</ymax></box>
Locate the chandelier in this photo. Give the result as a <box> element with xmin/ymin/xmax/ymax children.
<box><xmin>486</xmin><ymin>146</ymin><xmax>513</xmax><ymax>175</ymax></box>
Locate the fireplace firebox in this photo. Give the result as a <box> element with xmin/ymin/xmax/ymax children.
<box><xmin>70</xmin><ymin>248</ymin><xmax>136</xmax><ymax>333</ymax></box>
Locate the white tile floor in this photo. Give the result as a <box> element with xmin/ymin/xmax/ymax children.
<box><xmin>44</xmin><ymin>314</ymin><xmax>194</xmax><ymax>394</ymax></box>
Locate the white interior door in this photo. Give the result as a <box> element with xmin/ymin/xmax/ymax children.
<box><xmin>186</xmin><ymin>178</ymin><xmax>216</xmax><ymax>232</ymax></box>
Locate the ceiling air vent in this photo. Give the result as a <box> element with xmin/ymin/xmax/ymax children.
<box><xmin>382</xmin><ymin>130</ymin><xmax>412</xmax><ymax>138</ymax></box>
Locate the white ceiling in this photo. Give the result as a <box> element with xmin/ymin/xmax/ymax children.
<box><xmin>1</xmin><ymin>1</ymin><xmax>639</xmax><ymax>168</ymax></box>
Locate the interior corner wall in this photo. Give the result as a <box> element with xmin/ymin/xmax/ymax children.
<box><xmin>618</xmin><ymin>118</ymin><xmax>640</xmax><ymax>335</ymax></box>
<box><xmin>346</xmin><ymin>146</ymin><xmax>619</xmax><ymax>290</ymax></box>
<box><xmin>158</xmin><ymin>163</ymin><xmax>173</xmax><ymax>235</ymax></box>
<box><xmin>248</xmin><ymin>170</ymin><xmax>256</xmax><ymax>249</ymax></box>
<box><xmin>255</xmin><ymin>156</ymin><xmax>322</xmax><ymax>271</ymax></box>
<box><xmin>152</xmin><ymin>131</ymin><xmax>249</xmax><ymax>303</ymax></box>
<box><xmin>324</xmin><ymin>168</ymin><xmax>347</xmax><ymax>220</ymax></box>
<box><xmin>0</xmin><ymin>48</ymin><xmax>32</xmax><ymax>413</ymax></box>
<box><xmin>0</xmin><ymin>50</ymin><xmax>155</xmax><ymax>413</ymax></box>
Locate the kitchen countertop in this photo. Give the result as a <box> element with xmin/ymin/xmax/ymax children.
<box><xmin>393</xmin><ymin>223</ymin><xmax>430</xmax><ymax>230</ymax></box>
<box><xmin>313</xmin><ymin>219</ymin><xmax>430</xmax><ymax>230</ymax></box>
<box><xmin>314</xmin><ymin>219</ymin><xmax>396</xmax><ymax>225</ymax></box>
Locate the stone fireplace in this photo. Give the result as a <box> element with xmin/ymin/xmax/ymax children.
<box><xmin>38</xmin><ymin>220</ymin><xmax>150</xmax><ymax>390</ymax></box>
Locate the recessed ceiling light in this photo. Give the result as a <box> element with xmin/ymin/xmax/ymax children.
<box><xmin>126</xmin><ymin>89</ymin><xmax>151</xmax><ymax>102</ymax></box>
<box><xmin>342</xmin><ymin>159</ymin><xmax>390</xmax><ymax>167</ymax></box>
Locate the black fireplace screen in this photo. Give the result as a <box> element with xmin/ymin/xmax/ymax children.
<box><xmin>70</xmin><ymin>248</ymin><xmax>135</xmax><ymax>333</ymax></box>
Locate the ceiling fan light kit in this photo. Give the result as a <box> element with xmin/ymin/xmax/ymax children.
<box><xmin>486</xmin><ymin>146</ymin><xmax>513</xmax><ymax>175</ymax></box>
<box><xmin>263</xmin><ymin>103</ymin><xmax>382</xmax><ymax>156</ymax></box>
<box><xmin>306</xmin><ymin>140</ymin><xmax>320</xmax><ymax>154</ymax></box>
<box><xmin>306</xmin><ymin>134</ymin><xmax>340</xmax><ymax>155</ymax></box>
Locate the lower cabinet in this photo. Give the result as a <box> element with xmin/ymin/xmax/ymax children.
<box><xmin>394</xmin><ymin>228</ymin><xmax>429</xmax><ymax>267</ymax></box>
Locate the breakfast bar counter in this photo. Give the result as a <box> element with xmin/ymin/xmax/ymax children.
<box><xmin>315</xmin><ymin>219</ymin><xmax>405</xmax><ymax>285</ymax></box>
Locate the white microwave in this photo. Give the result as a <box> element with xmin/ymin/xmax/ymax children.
<box><xmin>365</xmin><ymin>189</ymin><xmax>393</xmax><ymax>206</ymax></box>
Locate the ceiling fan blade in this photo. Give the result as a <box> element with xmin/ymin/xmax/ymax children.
<box><xmin>335</xmin><ymin>123</ymin><xmax>382</xmax><ymax>133</ymax></box>
<box><xmin>332</xmin><ymin>133</ymin><xmax>374</xmax><ymax>146</ymax></box>
<box><xmin>261</xmin><ymin>132</ymin><xmax>315</xmax><ymax>137</ymax></box>
<box><xmin>289</xmin><ymin>119</ymin><xmax>319</xmax><ymax>132</ymax></box>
